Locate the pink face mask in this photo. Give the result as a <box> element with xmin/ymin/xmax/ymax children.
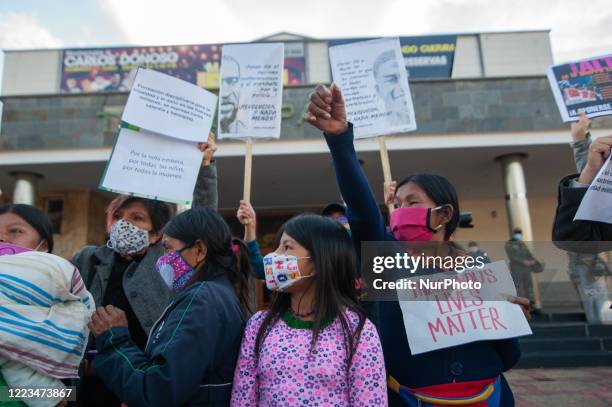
<box><xmin>0</xmin><ymin>243</ymin><xmax>32</xmax><ymax>256</ymax></box>
<box><xmin>389</xmin><ymin>206</ymin><xmax>443</xmax><ymax>242</ymax></box>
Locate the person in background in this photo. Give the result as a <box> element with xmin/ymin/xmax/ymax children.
<box><xmin>0</xmin><ymin>204</ymin><xmax>54</xmax><ymax>253</ymax></box>
<box><xmin>320</xmin><ymin>202</ymin><xmax>350</xmax><ymax>230</ymax></box>
<box><xmin>305</xmin><ymin>83</ymin><xmax>528</xmax><ymax>406</ymax></box>
<box><xmin>236</xmin><ymin>200</ymin><xmax>265</xmax><ymax>280</ymax></box>
<box><xmin>467</xmin><ymin>241</ymin><xmax>491</xmax><ymax>264</ymax></box>
<box><xmin>73</xmin><ymin>133</ymin><xmax>219</xmax><ymax>407</ymax></box>
<box><xmin>504</xmin><ymin>227</ymin><xmax>541</xmax><ymax>304</ymax></box>
<box><xmin>231</xmin><ymin>214</ymin><xmax>387</xmax><ymax>406</ymax></box>
<box><xmin>552</xmin><ymin>118</ymin><xmax>612</xmax><ymax>248</ymax></box>
<box><xmin>564</xmin><ymin>113</ymin><xmax>612</xmax><ymax>324</ymax></box>
<box><xmin>0</xmin><ymin>204</ymin><xmax>93</xmax><ymax>407</ymax></box>
<box><xmin>90</xmin><ymin>208</ymin><xmax>250</xmax><ymax>406</ymax></box>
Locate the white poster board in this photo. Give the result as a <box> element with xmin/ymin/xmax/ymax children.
<box><xmin>397</xmin><ymin>260</ymin><xmax>532</xmax><ymax>355</ymax></box>
<box><xmin>100</xmin><ymin>128</ymin><xmax>203</xmax><ymax>204</ymax></box>
<box><xmin>100</xmin><ymin>68</ymin><xmax>217</xmax><ymax>204</ymax></box>
<box><xmin>575</xmin><ymin>154</ymin><xmax>612</xmax><ymax>224</ymax></box>
<box><xmin>329</xmin><ymin>38</ymin><xmax>416</xmax><ymax>139</ymax></box>
<box><xmin>122</xmin><ymin>68</ymin><xmax>217</xmax><ymax>142</ymax></box>
<box><xmin>217</xmin><ymin>43</ymin><xmax>284</xmax><ymax>139</ymax></box>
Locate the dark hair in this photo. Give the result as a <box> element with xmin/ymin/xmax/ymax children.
<box><xmin>396</xmin><ymin>173</ymin><xmax>460</xmax><ymax>241</ymax></box>
<box><xmin>106</xmin><ymin>195</ymin><xmax>173</xmax><ymax>233</ymax></box>
<box><xmin>163</xmin><ymin>207</ymin><xmax>251</xmax><ymax>312</ymax></box>
<box><xmin>255</xmin><ymin>214</ymin><xmax>365</xmax><ymax>365</ymax></box>
<box><xmin>0</xmin><ymin>204</ymin><xmax>54</xmax><ymax>253</ymax></box>
<box><xmin>320</xmin><ymin>203</ymin><xmax>347</xmax><ymax>218</ymax></box>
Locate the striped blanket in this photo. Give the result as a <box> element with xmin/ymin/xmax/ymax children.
<box><xmin>0</xmin><ymin>250</ymin><xmax>94</xmax><ymax>379</ymax></box>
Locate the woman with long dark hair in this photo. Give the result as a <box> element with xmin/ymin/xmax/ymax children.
<box><xmin>305</xmin><ymin>84</ymin><xmax>528</xmax><ymax>406</ymax></box>
<box><xmin>88</xmin><ymin>207</ymin><xmax>250</xmax><ymax>406</ymax></box>
<box><xmin>231</xmin><ymin>214</ymin><xmax>386</xmax><ymax>406</ymax></box>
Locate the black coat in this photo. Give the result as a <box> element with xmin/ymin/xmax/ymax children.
<box><xmin>552</xmin><ymin>174</ymin><xmax>612</xmax><ymax>253</ymax></box>
<box><xmin>93</xmin><ymin>275</ymin><xmax>245</xmax><ymax>407</ymax></box>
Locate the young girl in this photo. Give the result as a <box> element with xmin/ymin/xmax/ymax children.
<box><xmin>305</xmin><ymin>84</ymin><xmax>529</xmax><ymax>406</ymax></box>
<box><xmin>231</xmin><ymin>214</ymin><xmax>387</xmax><ymax>406</ymax></box>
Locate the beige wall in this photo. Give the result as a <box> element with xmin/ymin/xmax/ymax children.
<box><xmin>36</xmin><ymin>190</ymin><xmax>110</xmax><ymax>259</ymax></box>
<box><xmin>455</xmin><ymin>195</ymin><xmax>557</xmax><ymax>242</ymax></box>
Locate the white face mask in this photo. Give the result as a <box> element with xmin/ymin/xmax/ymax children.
<box><xmin>263</xmin><ymin>253</ymin><xmax>312</xmax><ymax>292</ymax></box>
<box><xmin>107</xmin><ymin>219</ymin><xmax>150</xmax><ymax>256</ymax></box>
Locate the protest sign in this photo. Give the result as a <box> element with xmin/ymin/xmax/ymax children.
<box><xmin>100</xmin><ymin>128</ymin><xmax>203</xmax><ymax>204</ymax></box>
<box><xmin>547</xmin><ymin>54</ymin><xmax>612</xmax><ymax>122</ymax></box>
<box><xmin>217</xmin><ymin>43</ymin><xmax>284</xmax><ymax>140</ymax></box>
<box><xmin>329</xmin><ymin>37</ymin><xmax>417</xmax><ymax>139</ymax></box>
<box><xmin>100</xmin><ymin>68</ymin><xmax>217</xmax><ymax>204</ymax></box>
<box><xmin>121</xmin><ymin>68</ymin><xmax>217</xmax><ymax>142</ymax></box>
<box><xmin>575</xmin><ymin>154</ymin><xmax>612</xmax><ymax>224</ymax></box>
<box><xmin>397</xmin><ymin>260</ymin><xmax>532</xmax><ymax>355</ymax></box>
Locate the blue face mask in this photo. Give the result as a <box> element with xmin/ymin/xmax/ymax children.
<box><xmin>513</xmin><ymin>233</ymin><xmax>522</xmax><ymax>241</ymax></box>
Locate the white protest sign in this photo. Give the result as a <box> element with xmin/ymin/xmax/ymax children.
<box><xmin>329</xmin><ymin>38</ymin><xmax>416</xmax><ymax>139</ymax></box>
<box><xmin>100</xmin><ymin>128</ymin><xmax>203</xmax><ymax>204</ymax></box>
<box><xmin>218</xmin><ymin>43</ymin><xmax>284</xmax><ymax>139</ymax></box>
<box><xmin>575</xmin><ymin>154</ymin><xmax>612</xmax><ymax>223</ymax></box>
<box><xmin>397</xmin><ymin>260</ymin><xmax>532</xmax><ymax>355</ymax></box>
<box><xmin>122</xmin><ymin>68</ymin><xmax>217</xmax><ymax>142</ymax></box>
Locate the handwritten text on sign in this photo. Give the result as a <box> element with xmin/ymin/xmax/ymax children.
<box><xmin>397</xmin><ymin>261</ymin><xmax>532</xmax><ymax>355</ymax></box>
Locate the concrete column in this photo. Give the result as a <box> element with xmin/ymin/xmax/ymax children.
<box><xmin>496</xmin><ymin>153</ymin><xmax>533</xmax><ymax>239</ymax></box>
<box><xmin>10</xmin><ymin>172</ymin><xmax>42</xmax><ymax>205</ymax></box>
<box><xmin>495</xmin><ymin>153</ymin><xmax>542</xmax><ymax>309</ymax></box>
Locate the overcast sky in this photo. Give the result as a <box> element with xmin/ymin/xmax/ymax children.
<box><xmin>0</xmin><ymin>0</ymin><xmax>611</xmax><ymax>81</ymax></box>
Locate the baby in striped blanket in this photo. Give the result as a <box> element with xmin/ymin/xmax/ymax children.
<box><xmin>0</xmin><ymin>247</ymin><xmax>94</xmax><ymax>407</ymax></box>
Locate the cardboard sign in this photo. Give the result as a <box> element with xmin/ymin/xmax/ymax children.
<box><xmin>217</xmin><ymin>43</ymin><xmax>284</xmax><ymax>139</ymax></box>
<box><xmin>397</xmin><ymin>260</ymin><xmax>532</xmax><ymax>355</ymax></box>
<box><xmin>547</xmin><ymin>54</ymin><xmax>612</xmax><ymax>122</ymax></box>
<box><xmin>329</xmin><ymin>38</ymin><xmax>417</xmax><ymax>139</ymax></box>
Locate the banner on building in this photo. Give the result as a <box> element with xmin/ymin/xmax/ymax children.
<box><xmin>547</xmin><ymin>54</ymin><xmax>612</xmax><ymax>122</ymax></box>
<box><xmin>60</xmin><ymin>42</ymin><xmax>306</xmax><ymax>93</ymax></box>
<box><xmin>329</xmin><ymin>35</ymin><xmax>457</xmax><ymax>79</ymax></box>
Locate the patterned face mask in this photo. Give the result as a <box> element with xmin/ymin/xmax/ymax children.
<box><xmin>263</xmin><ymin>253</ymin><xmax>312</xmax><ymax>292</ymax></box>
<box><xmin>155</xmin><ymin>249</ymin><xmax>196</xmax><ymax>292</ymax></box>
<box><xmin>107</xmin><ymin>219</ymin><xmax>150</xmax><ymax>256</ymax></box>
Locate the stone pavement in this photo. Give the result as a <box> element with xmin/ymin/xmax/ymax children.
<box><xmin>506</xmin><ymin>367</ymin><xmax>612</xmax><ymax>406</ymax></box>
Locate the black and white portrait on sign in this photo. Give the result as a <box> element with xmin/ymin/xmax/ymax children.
<box><xmin>373</xmin><ymin>50</ymin><xmax>411</xmax><ymax>127</ymax></box>
<box><xmin>219</xmin><ymin>54</ymin><xmax>246</xmax><ymax>134</ymax></box>
<box><xmin>218</xmin><ymin>43</ymin><xmax>285</xmax><ymax>140</ymax></box>
<box><xmin>329</xmin><ymin>38</ymin><xmax>416</xmax><ymax>139</ymax></box>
